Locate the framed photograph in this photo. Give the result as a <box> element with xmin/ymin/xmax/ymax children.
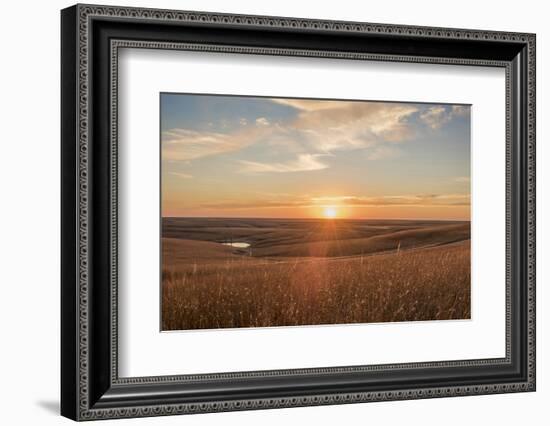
<box><xmin>61</xmin><ymin>4</ymin><xmax>536</xmax><ymax>421</ymax></box>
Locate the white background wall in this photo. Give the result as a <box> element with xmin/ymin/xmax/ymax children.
<box><xmin>0</xmin><ymin>0</ymin><xmax>547</xmax><ymax>424</ymax></box>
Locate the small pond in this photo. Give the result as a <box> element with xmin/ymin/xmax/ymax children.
<box><xmin>222</xmin><ymin>242</ymin><xmax>251</xmax><ymax>248</ymax></box>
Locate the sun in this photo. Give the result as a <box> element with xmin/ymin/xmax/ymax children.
<box><xmin>323</xmin><ymin>207</ymin><xmax>338</xmax><ymax>219</ymax></box>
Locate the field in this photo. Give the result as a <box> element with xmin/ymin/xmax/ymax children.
<box><xmin>161</xmin><ymin>218</ymin><xmax>471</xmax><ymax>330</ymax></box>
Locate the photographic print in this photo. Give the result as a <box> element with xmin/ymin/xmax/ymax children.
<box><xmin>61</xmin><ymin>7</ymin><xmax>536</xmax><ymax>417</ymax></box>
<box><xmin>161</xmin><ymin>93</ymin><xmax>471</xmax><ymax>331</ymax></box>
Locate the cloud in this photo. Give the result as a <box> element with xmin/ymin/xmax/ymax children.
<box><xmin>161</xmin><ymin>115</ymin><xmax>276</xmax><ymax>163</ymax></box>
<box><xmin>200</xmin><ymin>200</ymin><xmax>303</xmax><ymax>209</ymax></box>
<box><xmin>162</xmin><ymin>126</ymin><xmax>269</xmax><ymax>161</ymax></box>
<box><xmin>452</xmin><ymin>105</ymin><xmax>470</xmax><ymax>117</ymax></box>
<box><xmin>271</xmin><ymin>98</ymin><xmax>353</xmax><ymax>111</ymax></box>
<box><xmin>271</xmin><ymin>98</ymin><xmax>419</xmax><ymax>148</ymax></box>
<box><xmin>345</xmin><ymin>194</ymin><xmax>470</xmax><ymax>207</ymax></box>
<box><xmin>420</xmin><ymin>105</ymin><xmax>470</xmax><ymax>129</ymax></box>
<box><xmin>162</xmin><ymin>99</ymin><xmax>467</xmax><ymax>169</ymax></box>
<box><xmin>291</xmin><ymin>102</ymin><xmax>418</xmax><ymax>152</ymax></box>
<box><xmin>309</xmin><ymin>194</ymin><xmax>470</xmax><ymax>207</ymax></box>
<box><xmin>239</xmin><ymin>154</ymin><xmax>329</xmax><ymax>174</ymax></box>
<box><xmin>200</xmin><ymin>193</ymin><xmax>470</xmax><ymax>210</ymax></box>
<box><xmin>255</xmin><ymin>117</ymin><xmax>270</xmax><ymax>126</ymax></box>
<box><xmin>162</xmin><ymin>129</ymin><xmax>240</xmax><ymax>161</ymax></box>
<box><xmin>420</xmin><ymin>106</ymin><xmax>450</xmax><ymax>129</ymax></box>
<box><xmin>454</xmin><ymin>176</ymin><xmax>470</xmax><ymax>183</ymax></box>
<box><xmin>169</xmin><ymin>172</ymin><xmax>193</xmax><ymax>179</ymax></box>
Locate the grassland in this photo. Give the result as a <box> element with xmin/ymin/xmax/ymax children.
<box><xmin>161</xmin><ymin>218</ymin><xmax>471</xmax><ymax>330</ymax></box>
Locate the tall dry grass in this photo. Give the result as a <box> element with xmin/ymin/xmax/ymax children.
<box><xmin>162</xmin><ymin>241</ymin><xmax>470</xmax><ymax>330</ymax></box>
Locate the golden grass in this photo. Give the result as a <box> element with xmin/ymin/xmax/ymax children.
<box><xmin>162</xmin><ymin>240</ymin><xmax>470</xmax><ymax>330</ymax></box>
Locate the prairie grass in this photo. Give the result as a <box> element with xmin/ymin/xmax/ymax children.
<box><xmin>162</xmin><ymin>240</ymin><xmax>470</xmax><ymax>330</ymax></box>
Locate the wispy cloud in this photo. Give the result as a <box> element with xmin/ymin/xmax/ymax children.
<box><xmin>347</xmin><ymin>194</ymin><xmax>470</xmax><ymax>207</ymax></box>
<box><xmin>311</xmin><ymin>194</ymin><xmax>470</xmax><ymax>207</ymax></box>
<box><xmin>162</xmin><ymin>129</ymin><xmax>240</xmax><ymax>161</ymax></box>
<box><xmin>290</xmin><ymin>101</ymin><xmax>418</xmax><ymax>153</ymax></box>
<box><xmin>200</xmin><ymin>200</ymin><xmax>303</xmax><ymax>210</ymax></box>
<box><xmin>454</xmin><ymin>176</ymin><xmax>470</xmax><ymax>183</ymax></box>
<box><xmin>452</xmin><ymin>105</ymin><xmax>470</xmax><ymax>117</ymax></box>
<box><xmin>239</xmin><ymin>154</ymin><xmax>329</xmax><ymax>174</ymax></box>
<box><xmin>169</xmin><ymin>172</ymin><xmax>193</xmax><ymax>179</ymax></box>
<box><xmin>162</xmin><ymin>98</ymin><xmax>466</xmax><ymax>175</ymax></box>
<box><xmin>270</xmin><ymin>98</ymin><xmax>354</xmax><ymax>111</ymax></box>
<box><xmin>420</xmin><ymin>105</ymin><xmax>470</xmax><ymax>129</ymax></box>
<box><xmin>200</xmin><ymin>193</ymin><xmax>470</xmax><ymax>210</ymax></box>
<box><xmin>420</xmin><ymin>106</ymin><xmax>450</xmax><ymax>129</ymax></box>
<box><xmin>162</xmin><ymin>127</ymin><xmax>269</xmax><ymax>161</ymax></box>
<box><xmin>255</xmin><ymin>117</ymin><xmax>270</xmax><ymax>126</ymax></box>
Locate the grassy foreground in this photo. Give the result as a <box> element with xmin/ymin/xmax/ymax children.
<box><xmin>162</xmin><ymin>238</ymin><xmax>470</xmax><ymax>330</ymax></box>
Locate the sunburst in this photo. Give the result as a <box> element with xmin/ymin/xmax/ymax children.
<box><xmin>323</xmin><ymin>207</ymin><xmax>338</xmax><ymax>219</ymax></box>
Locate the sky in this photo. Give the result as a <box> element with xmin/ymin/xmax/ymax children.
<box><xmin>161</xmin><ymin>93</ymin><xmax>471</xmax><ymax>220</ymax></box>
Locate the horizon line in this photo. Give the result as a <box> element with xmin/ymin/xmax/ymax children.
<box><xmin>162</xmin><ymin>216</ymin><xmax>471</xmax><ymax>222</ymax></box>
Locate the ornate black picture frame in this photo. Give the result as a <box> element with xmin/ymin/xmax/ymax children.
<box><xmin>61</xmin><ymin>4</ymin><xmax>536</xmax><ymax>421</ymax></box>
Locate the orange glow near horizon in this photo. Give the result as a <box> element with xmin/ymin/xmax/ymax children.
<box><xmin>322</xmin><ymin>206</ymin><xmax>338</xmax><ymax>219</ymax></box>
<box><xmin>162</xmin><ymin>200</ymin><xmax>471</xmax><ymax>221</ymax></box>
